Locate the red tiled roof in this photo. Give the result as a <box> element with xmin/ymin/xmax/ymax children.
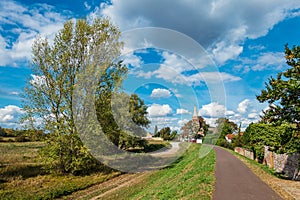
<box><xmin>226</xmin><ymin>134</ymin><xmax>234</xmax><ymax>139</ymax></box>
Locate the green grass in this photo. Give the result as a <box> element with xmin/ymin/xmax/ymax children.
<box><xmin>103</xmin><ymin>144</ymin><xmax>216</xmax><ymax>200</ymax></box>
<box><xmin>0</xmin><ymin>142</ymin><xmax>121</xmax><ymax>200</ymax></box>
<box><xmin>0</xmin><ymin>142</ymin><xmax>216</xmax><ymax>199</ymax></box>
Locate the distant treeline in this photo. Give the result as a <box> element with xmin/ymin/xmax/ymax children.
<box><xmin>0</xmin><ymin>126</ymin><xmax>44</xmax><ymax>142</ymax></box>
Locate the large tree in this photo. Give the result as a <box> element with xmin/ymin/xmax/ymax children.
<box><xmin>154</xmin><ymin>127</ymin><xmax>177</xmax><ymax>140</ymax></box>
<box><xmin>181</xmin><ymin>116</ymin><xmax>207</xmax><ymax>140</ymax></box>
<box><xmin>257</xmin><ymin>44</ymin><xmax>300</xmax><ymax>128</ymax></box>
<box><xmin>22</xmin><ymin>18</ymin><xmax>123</xmax><ymax>174</ymax></box>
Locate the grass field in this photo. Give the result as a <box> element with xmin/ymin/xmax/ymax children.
<box><xmin>0</xmin><ymin>142</ymin><xmax>121</xmax><ymax>200</ymax></box>
<box><xmin>99</xmin><ymin>144</ymin><xmax>216</xmax><ymax>200</ymax></box>
<box><xmin>0</xmin><ymin>142</ymin><xmax>216</xmax><ymax>199</ymax></box>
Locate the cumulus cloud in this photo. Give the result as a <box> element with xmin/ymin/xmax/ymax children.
<box><xmin>236</xmin><ymin>52</ymin><xmax>286</xmax><ymax>73</ymax></box>
<box><xmin>199</xmin><ymin>102</ymin><xmax>227</xmax><ymax>118</ymax></box>
<box><xmin>198</xmin><ymin>101</ymin><xmax>261</xmax><ymax>129</ymax></box>
<box><xmin>101</xmin><ymin>0</ymin><xmax>300</xmax><ymax>64</ymax></box>
<box><xmin>150</xmin><ymin>88</ymin><xmax>171</xmax><ymax>98</ymax></box>
<box><xmin>122</xmin><ymin>53</ymin><xmax>143</xmax><ymax>69</ymax></box>
<box><xmin>0</xmin><ymin>1</ymin><xmax>68</xmax><ymax>67</ymax></box>
<box><xmin>176</xmin><ymin>109</ymin><xmax>191</xmax><ymax>115</ymax></box>
<box><xmin>251</xmin><ymin>52</ymin><xmax>285</xmax><ymax>71</ymax></box>
<box><xmin>237</xmin><ymin>99</ymin><xmax>252</xmax><ymax>114</ymax></box>
<box><xmin>178</xmin><ymin>119</ymin><xmax>189</xmax><ymax>126</ymax></box>
<box><xmin>134</xmin><ymin>51</ymin><xmax>241</xmax><ymax>86</ymax></box>
<box><xmin>248</xmin><ymin>112</ymin><xmax>260</xmax><ymax>119</ymax></box>
<box><xmin>147</xmin><ymin>104</ymin><xmax>172</xmax><ymax>117</ymax></box>
<box><xmin>0</xmin><ymin>105</ymin><xmax>24</xmax><ymax>128</ymax></box>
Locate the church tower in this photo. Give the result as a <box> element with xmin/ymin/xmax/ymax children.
<box><xmin>192</xmin><ymin>105</ymin><xmax>198</xmax><ymax>122</ymax></box>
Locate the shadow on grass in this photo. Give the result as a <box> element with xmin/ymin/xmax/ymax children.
<box><xmin>0</xmin><ymin>164</ymin><xmax>44</xmax><ymax>181</ymax></box>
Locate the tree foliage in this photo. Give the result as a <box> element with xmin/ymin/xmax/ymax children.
<box><xmin>94</xmin><ymin>58</ymin><xmax>150</xmax><ymax>150</ymax></box>
<box><xmin>243</xmin><ymin>123</ymin><xmax>299</xmax><ymax>161</ymax></box>
<box><xmin>154</xmin><ymin>127</ymin><xmax>177</xmax><ymax>140</ymax></box>
<box><xmin>180</xmin><ymin>116</ymin><xmax>207</xmax><ymax>139</ymax></box>
<box><xmin>22</xmin><ymin>18</ymin><xmax>122</xmax><ymax>174</ymax></box>
<box><xmin>257</xmin><ymin>44</ymin><xmax>300</xmax><ymax>128</ymax></box>
<box><xmin>215</xmin><ymin>118</ymin><xmax>237</xmax><ymax>146</ymax></box>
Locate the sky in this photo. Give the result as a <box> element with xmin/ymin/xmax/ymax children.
<box><xmin>1</xmin><ymin>0</ymin><xmax>300</xmax><ymax>132</ymax></box>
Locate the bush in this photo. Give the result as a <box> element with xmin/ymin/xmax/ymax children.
<box><xmin>15</xmin><ymin>135</ymin><xmax>29</xmax><ymax>142</ymax></box>
<box><xmin>216</xmin><ymin>138</ymin><xmax>234</xmax><ymax>150</ymax></box>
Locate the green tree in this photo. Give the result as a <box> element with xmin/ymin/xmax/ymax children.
<box><xmin>129</xmin><ymin>94</ymin><xmax>150</xmax><ymax>127</ymax></box>
<box><xmin>0</xmin><ymin>126</ymin><xmax>6</xmax><ymax>137</ymax></box>
<box><xmin>257</xmin><ymin>44</ymin><xmax>300</xmax><ymax>128</ymax></box>
<box><xmin>22</xmin><ymin>18</ymin><xmax>122</xmax><ymax>174</ymax></box>
<box><xmin>154</xmin><ymin>125</ymin><xmax>158</xmax><ymax>136</ymax></box>
<box><xmin>215</xmin><ymin>118</ymin><xmax>237</xmax><ymax>147</ymax></box>
<box><xmin>180</xmin><ymin>117</ymin><xmax>207</xmax><ymax>139</ymax></box>
<box><xmin>154</xmin><ymin>127</ymin><xmax>177</xmax><ymax>140</ymax></box>
<box><xmin>95</xmin><ymin>62</ymin><xmax>128</xmax><ymax>146</ymax></box>
<box><xmin>243</xmin><ymin>123</ymin><xmax>297</xmax><ymax>161</ymax></box>
<box><xmin>170</xmin><ymin>130</ymin><xmax>177</xmax><ymax>140</ymax></box>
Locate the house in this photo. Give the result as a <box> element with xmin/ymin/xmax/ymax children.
<box><xmin>225</xmin><ymin>134</ymin><xmax>234</xmax><ymax>143</ymax></box>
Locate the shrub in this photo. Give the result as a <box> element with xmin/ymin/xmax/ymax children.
<box><xmin>15</xmin><ymin>135</ymin><xmax>29</xmax><ymax>142</ymax></box>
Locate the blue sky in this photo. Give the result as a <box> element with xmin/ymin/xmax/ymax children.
<box><xmin>1</xmin><ymin>0</ymin><xmax>300</xmax><ymax>132</ymax></box>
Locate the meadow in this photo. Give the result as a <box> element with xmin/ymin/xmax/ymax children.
<box><xmin>0</xmin><ymin>141</ymin><xmax>215</xmax><ymax>199</ymax></box>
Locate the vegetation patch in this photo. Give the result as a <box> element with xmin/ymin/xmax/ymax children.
<box><xmin>0</xmin><ymin>142</ymin><xmax>120</xmax><ymax>200</ymax></box>
<box><xmin>101</xmin><ymin>144</ymin><xmax>216</xmax><ymax>200</ymax></box>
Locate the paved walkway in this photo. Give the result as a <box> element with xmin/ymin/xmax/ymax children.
<box><xmin>213</xmin><ymin>146</ymin><xmax>283</xmax><ymax>200</ymax></box>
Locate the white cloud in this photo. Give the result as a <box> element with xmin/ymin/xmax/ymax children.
<box><xmin>0</xmin><ymin>1</ymin><xmax>68</xmax><ymax>67</ymax></box>
<box><xmin>252</xmin><ymin>52</ymin><xmax>285</xmax><ymax>71</ymax></box>
<box><xmin>225</xmin><ymin>110</ymin><xmax>235</xmax><ymax>116</ymax></box>
<box><xmin>176</xmin><ymin>109</ymin><xmax>191</xmax><ymax>115</ymax></box>
<box><xmin>0</xmin><ymin>105</ymin><xmax>24</xmax><ymax>128</ymax></box>
<box><xmin>100</xmin><ymin>0</ymin><xmax>300</xmax><ymax>64</ymax></box>
<box><xmin>178</xmin><ymin>119</ymin><xmax>189</xmax><ymax>126</ymax></box>
<box><xmin>236</xmin><ymin>51</ymin><xmax>286</xmax><ymax>73</ymax></box>
<box><xmin>237</xmin><ymin>99</ymin><xmax>252</xmax><ymax>114</ymax></box>
<box><xmin>122</xmin><ymin>53</ymin><xmax>143</xmax><ymax>69</ymax></box>
<box><xmin>248</xmin><ymin>112</ymin><xmax>259</xmax><ymax>119</ymax></box>
<box><xmin>134</xmin><ymin>51</ymin><xmax>241</xmax><ymax>86</ymax></box>
<box><xmin>9</xmin><ymin>91</ymin><xmax>20</xmax><ymax>96</ymax></box>
<box><xmin>197</xmin><ymin>100</ymin><xmax>263</xmax><ymax>130</ymax></box>
<box><xmin>211</xmin><ymin>39</ymin><xmax>244</xmax><ymax>65</ymax></box>
<box><xmin>149</xmin><ymin>117</ymin><xmax>179</xmax><ymax>131</ymax></box>
<box><xmin>147</xmin><ymin>104</ymin><xmax>172</xmax><ymax>117</ymax></box>
<box><xmin>199</xmin><ymin>102</ymin><xmax>226</xmax><ymax>118</ymax></box>
<box><xmin>203</xmin><ymin>117</ymin><xmax>219</xmax><ymax>127</ymax></box>
<box><xmin>84</xmin><ymin>2</ymin><xmax>91</xmax><ymax>10</ymax></box>
<box><xmin>150</xmin><ymin>88</ymin><xmax>171</xmax><ymax>98</ymax></box>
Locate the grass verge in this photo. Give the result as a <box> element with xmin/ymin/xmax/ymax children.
<box><xmin>100</xmin><ymin>144</ymin><xmax>216</xmax><ymax>200</ymax></box>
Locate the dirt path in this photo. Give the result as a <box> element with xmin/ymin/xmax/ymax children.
<box><xmin>60</xmin><ymin>142</ymin><xmax>182</xmax><ymax>199</ymax></box>
<box><xmin>213</xmin><ymin>146</ymin><xmax>283</xmax><ymax>200</ymax></box>
<box><xmin>149</xmin><ymin>142</ymin><xmax>181</xmax><ymax>157</ymax></box>
<box><xmin>58</xmin><ymin>173</ymin><xmax>151</xmax><ymax>200</ymax></box>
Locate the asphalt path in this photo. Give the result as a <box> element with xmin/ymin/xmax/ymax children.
<box><xmin>213</xmin><ymin>146</ymin><xmax>283</xmax><ymax>200</ymax></box>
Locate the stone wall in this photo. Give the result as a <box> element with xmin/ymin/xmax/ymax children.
<box><xmin>234</xmin><ymin>147</ymin><xmax>254</xmax><ymax>160</ymax></box>
<box><xmin>264</xmin><ymin>146</ymin><xmax>300</xmax><ymax>180</ymax></box>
